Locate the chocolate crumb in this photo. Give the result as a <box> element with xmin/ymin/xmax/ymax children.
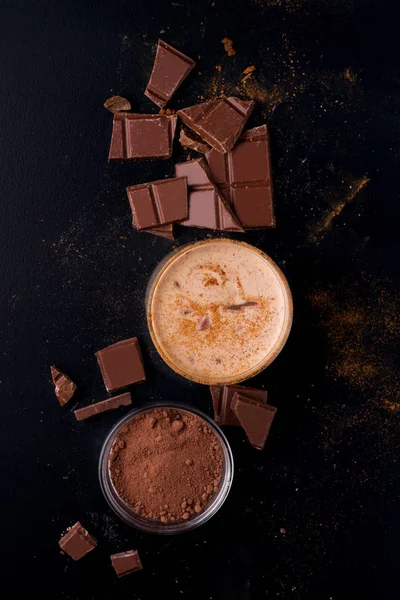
<box><xmin>225</xmin><ymin>301</ymin><xmax>258</xmax><ymax>311</ymax></box>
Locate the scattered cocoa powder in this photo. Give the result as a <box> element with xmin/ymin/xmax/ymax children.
<box><xmin>110</xmin><ymin>408</ymin><xmax>224</xmax><ymax>523</ymax></box>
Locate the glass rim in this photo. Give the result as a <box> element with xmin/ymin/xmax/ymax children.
<box><xmin>146</xmin><ymin>238</ymin><xmax>293</xmax><ymax>386</ymax></box>
<box><xmin>98</xmin><ymin>402</ymin><xmax>234</xmax><ymax>535</ymax></box>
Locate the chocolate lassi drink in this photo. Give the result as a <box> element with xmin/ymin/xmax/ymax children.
<box><xmin>146</xmin><ymin>239</ymin><xmax>292</xmax><ymax>385</ymax></box>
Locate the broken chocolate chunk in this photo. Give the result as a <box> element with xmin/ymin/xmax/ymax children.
<box><xmin>50</xmin><ymin>365</ymin><xmax>77</xmax><ymax>406</ymax></box>
<box><xmin>177</xmin><ymin>97</ymin><xmax>254</xmax><ymax>154</ymax></box>
<box><xmin>210</xmin><ymin>385</ymin><xmax>267</xmax><ymax>426</ymax></box>
<box><xmin>145</xmin><ymin>39</ymin><xmax>195</xmax><ymax>108</ymax></box>
<box><xmin>59</xmin><ymin>522</ymin><xmax>97</xmax><ymax>561</ymax></box>
<box><xmin>179</xmin><ymin>127</ymin><xmax>211</xmax><ymax>154</ymax></box>
<box><xmin>108</xmin><ymin>113</ymin><xmax>177</xmax><ymax>161</ymax></box>
<box><xmin>231</xmin><ymin>393</ymin><xmax>277</xmax><ymax>449</ymax></box>
<box><xmin>127</xmin><ymin>177</ymin><xmax>188</xmax><ymax>230</ymax></box>
<box><xmin>111</xmin><ymin>550</ymin><xmax>143</xmax><ymax>577</ymax></box>
<box><xmin>74</xmin><ymin>393</ymin><xmax>132</xmax><ymax>422</ymax></box>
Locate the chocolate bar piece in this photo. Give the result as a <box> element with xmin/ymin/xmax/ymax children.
<box><xmin>179</xmin><ymin>127</ymin><xmax>211</xmax><ymax>154</ymax></box>
<box><xmin>210</xmin><ymin>385</ymin><xmax>267</xmax><ymax>426</ymax></box>
<box><xmin>96</xmin><ymin>337</ymin><xmax>146</xmax><ymax>393</ymax></box>
<box><xmin>127</xmin><ymin>177</ymin><xmax>188</xmax><ymax>230</ymax></box>
<box><xmin>206</xmin><ymin>125</ymin><xmax>275</xmax><ymax>228</ymax></box>
<box><xmin>231</xmin><ymin>392</ymin><xmax>277</xmax><ymax>449</ymax></box>
<box><xmin>108</xmin><ymin>113</ymin><xmax>177</xmax><ymax>161</ymax></box>
<box><xmin>175</xmin><ymin>159</ymin><xmax>243</xmax><ymax>231</ymax></box>
<box><xmin>59</xmin><ymin>522</ymin><xmax>97</xmax><ymax>561</ymax></box>
<box><xmin>145</xmin><ymin>39</ymin><xmax>195</xmax><ymax>108</ymax></box>
<box><xmin>111</xmin><ymin>550</ymin><xmax>143</xmax><ymax>577</ymax></box>
<box><xmin>50</xmin><ymin>366</ymin><xmax>77</xmax><ymax>406</ymax></box>
<box><xmin>144</xmin><ymin>223</ymin><xmax>175</xmax><ymax>240</ymax></box>
<box><xmin>74</xmin><ymin>392</ymin><xmax>132</xmax><ymax>422</ymax></box>
<box><xmin>177</xmin><ymin>97</ymin><xmax>254</xmax><ymax>154</ymax></box>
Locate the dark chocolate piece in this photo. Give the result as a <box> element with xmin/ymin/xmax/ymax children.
<box><xmin>127</xmin><ymin>177</ymin><xmax>188</xmax><ymax>230</ymax></box>
<box><xmin>74</xmin><ymin>393</ymin><xmax>132</xmax><ymax>422</ymax></box>
<box><xmin>175</xmin><ymin>159</ymin><xmax>243</xmax><ymax>231</ymax></box>
<box><xmin>210</xmin><ymin>385</ymin><xmax>267</xmax><ymax>426</ymax></box>
<box><xmin>206</xmin><ymin>124</ymin><xmax>275</xmax><ymax>228</ymax></box>
<box><xmin>96</xmin><ymin>337</ymin><xmax>146</xmax><ymax>393</ymax></box>
<box><xmin>104</xmin><ymin>96</ymin><xmax>131</xmax><ymax>113</ymax></box>
<box><xmin>108</xmin><ymin>113</ymin><xmax>177</xmax><ymax>161</ymax></box>
<box><xmin>145</xmin><ymin>39</ymin><xmax>195</xmax><ymax>108</ymax></box>
<box><xmin>179</xmin><ymin>127</ymin><xmax>211</xmax><ymax>154</ymax></box>
<box><xmin>111</xmin><ymin>550</ymin><xmax>143</xmax><ymax>577</ymax></box>
<box><xmin>59</xmin><ymin>522</ymin><xmax>97</xmax><ymax>561</ymax></box>
<box><xmin>50</xmin><ymin>365</ymin><xmax>77</xmax><ymax>406</ymax></box>
<box><xmin>231</xmin><ymin>392</ymin><xmax>277</xmax><ymax>449</ymax></box>
<box><xmin>177</xmin><ymin>97</ymin><xmax>254</xmax><ymax>154</ymax></box>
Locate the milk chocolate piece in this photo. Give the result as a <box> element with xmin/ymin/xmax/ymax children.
<box><xmin>50</xmin><ymin>366</ymin><xmax>77</xmax><ymax>406</ymax></box>
<box><xmin>179</xmin><ymin>127</ymin><xmax>211</xmax><ymax>154</ymax></box>
<box><xmin>206</xmin><ymin>125</ymin><xmax>275</xmax><ymax>228</ymax></box>
<box><xmin>177</xmin><ymin>97</ymin><xmax>254</xmax><ymax>154</ymax></box>
<box><xmin>96</xmin><ymin>337</ymin><xmax>146</xmax><ymax>393</ymax></box>
<box><xmin>108</xmin><ymin>113</ymin><xmax>177</xmax><ymax>161</ymax></box>
<box><xmin>111</xmin><ymin>550</ymin><xmax>143</xmax><ymax>577</ymax></box>
<box><xmin>127</xmin><ymin>177</ymin><xmax>188</xmax><ymax>230</ymax></box>
<box><xmin>145</xmin><ymin>39</ymin><xmax>195</xmax><ymax>108</ymax></box>
<box><xmin>59</xmin><ymin>522</ymin><xmax>97</xmax><ymax>561</ymax></box>
<box><xmin>210</xmin><ymin>385</ymin><xmax>267</xmax><ymax>426</ymax></box>
<box><xmin>175</xmin><ymin>159</ymin><xmax>243</xmax><ymax>231</ymax></box>
<box><xmin>144</xmin><ymin>223</ymin><xmax>175</xmax><ymax>240</ymax></box>
<box><xmin>74</xmin><ymin>393</ymin><xmax>132</xmax><ymax>422</ymax></box>
<box><xmin>231</xmin><ymin>392</ymin><xmax>277</xmax><ymax>449</ymax></box>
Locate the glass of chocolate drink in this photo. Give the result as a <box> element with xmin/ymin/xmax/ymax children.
<box><xmin>99</xmin><ymin>404</ymin><xmax>234</xmax><ymax>534</ymax></box>
<box><xmin>146</xmin><ymin>239</ymin><xmax>293</xmax><ymax>385</ymax></box>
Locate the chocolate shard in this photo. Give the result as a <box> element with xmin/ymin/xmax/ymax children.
<box><xmin>59</xmin><ymin>522</ymin><xmax>97</xmax><ymax>561</ymax></box>
<box><xmin>50</xmin><ymin>365</ymin><xmax>77</xmax><ymax>406</ymax></box>
<box><xmin>108</xmin><ymin>113</ymin><xmax>177</xmax><ymax>161</ymax></box>
<box><xmin>206</xmin><ymin>124</ymin><xmax>275</xmax><ymax>228</ymax></box>
<box><xmin>131</xmin><ymin>214</ymin><xmax>175</xmax><ymax>241</ymax></box>
<box><xmin>111</xmin><ymin>550</ymin><xmax>143</xmax><ymax>577</ymax></box>
<box><xmin>74</xmin><ymin>392</ymin><xmax>132</xmax><ymax>422</ymax></box>
<box><xmin>225</xmin><ymin>301</ymin><xmax>258</xmax><ymax>311</ymax></box>
<box><xmin>145</xmin><ymin>39</ymin><xmax>195</xmax><ymax>108</ymax></box>
<box><xmin>104</xmin><ymin>95</ymin><xmax>131</xmax><ymax>113</ymax></box>
<box><xmin>179</xmin><ymin>127</ymin><xmax>211</xmax><ymax>154</ymax></box>
<box><xmin>231</xmin><ymin>392</ymin><xmax>277</xmax><ymax>449</ymax></box>
<box><xmin>177</xmin><ymin>97</ymin><xmax>254</xmax><ymax>154</ymax></box>
<box><xmin>96</xmin><ymin>337</ymin><xmax>146</xmax><ymax>393</ymax></box>
<box><xmin>210</xmin><ymin>385</ymin><xmax>268</xmax><ymax>426</ymax></box>
<box><xmin>127</xmin><ymin>177</ymin><xmax>188</xmax><ymax>230</ymax></box>
<box><xmin>175</xmin><ymin>158</ymin><xmax>244</xmax><ymax>232</ymax></box>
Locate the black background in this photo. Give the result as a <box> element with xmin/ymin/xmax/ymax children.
<box><xmin>1</xmin><ymin>0</ymin><xmax>399</xmax><ymax>598</ymax></box>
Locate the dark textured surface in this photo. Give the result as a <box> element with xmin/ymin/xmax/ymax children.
<box><xmin>0</xmin><ymin>0</ymin><xmax>399</xmax><ymax>598</ymax></box>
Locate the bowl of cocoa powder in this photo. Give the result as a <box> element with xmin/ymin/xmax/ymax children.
<box><xmin>99</xmin><ymin>403</ymin><xmax>234</xmax><ymax>534</ymax></box>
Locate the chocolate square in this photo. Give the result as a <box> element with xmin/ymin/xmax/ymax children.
<box><xmin>127</xmin><ymin>177</ymin><xmax>188</xmax><ymax>230</ymax></box>
<box><xmin>111</xmin><ymin>550</ymin><xmax>143</xmax><ymax>577</ymax></box>
<box><xmin>96</xmin><ymin>337</ymin><xmax>146</xmax><ymax>393</ymax></box>
<box><xmin>108</xmin><ymin>113</ymin><xmax>177</xmax><ymax>161</ymax></box>
<box><xmin>206</xmin><ymin>124</ymin><xmax>275</xmax><ymax>228</ymax></box>
<box><xmin>59</xmin><ymin>522</ymin><xmax>97</xmax><ymax>561</ymax></box>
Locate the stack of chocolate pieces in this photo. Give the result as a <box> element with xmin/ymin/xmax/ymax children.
<box><xmin>106</xmin><ymin>38</ymin><xmax>275</xmax><ymax>240</ymax></box>
<box><xmin>210</xmin><ymin>384</ymin><xmax>277</xmax><ymax>450</ymax></box>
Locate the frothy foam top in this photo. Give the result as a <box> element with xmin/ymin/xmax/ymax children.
<box><xmin>149</xmin><ymin>240</ymin><xmax>290</xmax><ymax>383</ymax></box>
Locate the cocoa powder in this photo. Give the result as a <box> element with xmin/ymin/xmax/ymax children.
<box><xmin>109</xmin><ymin>408</ymin><xmax>224</xmax><ymax>523</ymax></box>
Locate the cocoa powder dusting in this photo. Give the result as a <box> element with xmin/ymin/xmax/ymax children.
<box><xmin>110</xmin><ymin>409</ymin><xmax>224</xmax><ymax>523</ymax></box>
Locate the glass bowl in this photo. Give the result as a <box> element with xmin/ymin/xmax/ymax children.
<box><xmin>99</xmin><ymin>403</ymin><xmax>234</xmax><ymax>534</ymax></box>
